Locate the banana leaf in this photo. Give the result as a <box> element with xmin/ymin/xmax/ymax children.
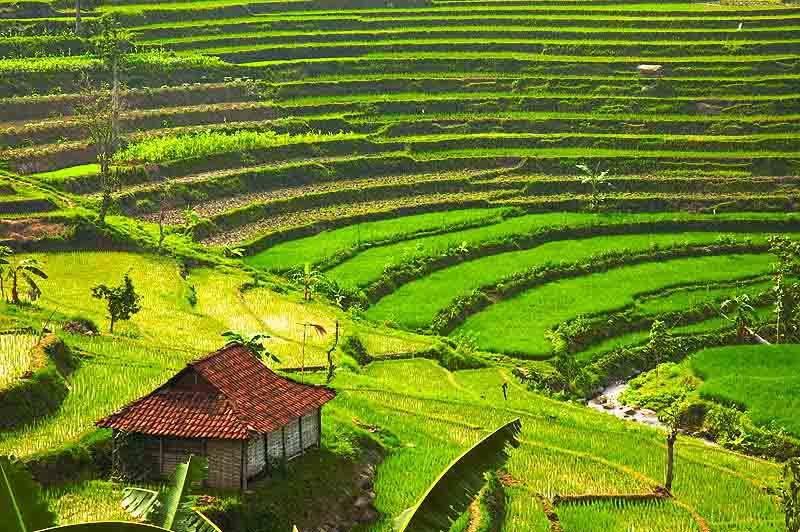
<box><xmin>394</xmin><ymin>418</ymin><xmax>521</xmax><ymax>532</ymax></box>
<box><xmin>121</xmin><ymin>488</ymin><xmax>159</xmax><ymax>521</ymax></box>
<box><xmin>121</xmin><ymin>456</ymin><xmax>220</xmax><ymax>532</ymax></box>
<box><xmin>0</xmin><ymin>456</ymin><xmax>57</xmax><ymax>532</ymax></box>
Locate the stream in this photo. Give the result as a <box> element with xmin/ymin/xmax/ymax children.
<box><xmin>587</xmin><ymin>381</ymin><xmax>667</xmax><ymax>430</ymax></box>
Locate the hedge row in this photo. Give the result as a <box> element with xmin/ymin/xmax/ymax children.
<box><xmin>0</xmin><ymin>335</ymin><xmax>77</xmax><ymax>431</ymax></box>
<box><xmin>239</xmin><ymin>197</ymin><xmax>500</xmax><ymax>255</ymax></box>
<box><xmin>269</xmin><ymin>76</ymin><xmax>800</xmax><ymax>100</ymax></box>
<box><xmin>0</xmin><ymin>35</ymin><xmax>89</xmax><ymax>59</ymax></box>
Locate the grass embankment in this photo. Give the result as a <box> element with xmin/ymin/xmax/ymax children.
<box><xmin>693</xmin><ymin>344</ymin><xmax>800</xmax><ymax>437</ymax></box>
<box><xmin>366</xmin><ymin>232</ymin><xmax>774</xmax><ymax>330</ymax></box>
<box><xmin>336</xmin><ymin>359</ymin><xmax>781</xmax><ymax>531</ymax></box>
<box><xmin>573</xmin><ymin>279</ymin><xmax>774</xmax><ymax>362</ymax></box>
<box><xmin>454</xmin><ymin>253</ymin><xmax>774</xmax><ymax>358</ymax></box>
<box><xmin>0</xmin><ymin>251</ymin><xmax>432</xmax><ymax>458</ymax></box>
<box><xmin>245</xmin><ymin>207</ymin><xmax>512</xmax><ymax>271</ymax></box>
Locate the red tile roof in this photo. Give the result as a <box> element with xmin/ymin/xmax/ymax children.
<box><xmin>96</xmin><ymin>344</ymin><xmax>336</xmax><ymax>439</ymax></box>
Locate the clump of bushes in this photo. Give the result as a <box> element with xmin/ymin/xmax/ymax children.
<box><xmin>427</xmin><ymin>339</ymin><xmax>485</xmax><ymax>371</ymax></box>
<box><xmin>340</xmin><ymin>335</ymin><xmax>371</xmax><ymax>366</ymax></box>
<box><xmin>62</xmin><ymin>315</ymin><xmax>99</xmax><ymax>336</ymax></box>
<box><xmin>0</xmin><ymin>334</ymin><xmax>77</xmax><ymax>430</ymax></box>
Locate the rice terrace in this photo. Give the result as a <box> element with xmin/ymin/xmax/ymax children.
<box><xmin>2</xmin><ymin>0</ymin><xmax>800</xmax><ymax>528</ymax></box>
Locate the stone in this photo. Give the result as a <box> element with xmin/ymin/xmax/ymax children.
<box><xmin>697</xmin><ymin>102</ymin><xmax>723</xmax><ymax>115</ymax></box>
<box><xmin>637</xmin><ymin>64</ymin><xmax>663</xmax><ymax>76</ymax></box>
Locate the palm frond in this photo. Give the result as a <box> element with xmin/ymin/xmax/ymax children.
<box><xmin>0</xmin><ymin>456</ymin><xmax>57</xmax><ymax>532</ymax></box>
<box><xmin>21</xmin><ymin>265</ymin><xmax>47</xmax><ymax>280</ymax></box>
<box><xmin>183</xmin><ymin>511</ymin><xmax>222</xmax><ymax>532</ymax></box>
<box><xmin>394</xmin><ymin>418</ymin><xmax>522</xmax><ymax>532</ymax></box>
<box><xmin>121</xmin><ymin>487</ymin><xmax>159</xmax><ymax>521</ymax></box>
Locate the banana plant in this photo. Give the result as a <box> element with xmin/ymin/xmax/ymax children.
<box><xmin>0</xmin><ymin>456</ymin><xmax>57</xmax><ymax>532</ymax></box>
<box><xmin>121</xmin><ymin>456</ymin><xmax>221</xmax><ymax>532</ymax></box>
<box><xmin>394</xmin><ymin>418</ymin><xmax>522</xmax><ymax>532</ymax></box>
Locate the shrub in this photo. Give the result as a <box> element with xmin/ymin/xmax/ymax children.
<box><xmin>428</xmin><ymin>340</ymin><xmax>485</xmax><ymax>371</ymax></box>
<box><xmin>340</xmin><ymin>335</ymin><xmax>371</xmax><ymax>366</ymax></box>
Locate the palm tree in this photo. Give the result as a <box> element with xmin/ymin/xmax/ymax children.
<box><xmin>576</xmin><ymin>163</ymin><xmax>611</xmax><ymax>212</ymax></box>
<box><xmin>293</xmin><ymin>262</ymin><xmax>323</xmax><ymax>301</ymax></box>
<box><xmin>720</xmin><ymin>294</ymin><xmax>758</xmax><ymax>339</ymax></box>
<box><xmin>6</xmin><ymin>258</ymin><xmax>47</xmax><ymax>305</ymax></box>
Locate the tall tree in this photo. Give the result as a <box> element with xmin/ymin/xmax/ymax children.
<box><xmin>87</xmin><ymin>14</ymin><xmax>131</xmax><ymax>223</ymax></box>
<box><xmin>76</xmin><ymin>88</ymin><xmax>117</xmax><ymax>223</ymax></box>
<box><xmin>770</xmin><ymin>236</ymin><xmax>800</xmax><ymax>343</ymax></box>
<box><xmin>660</xmin><ymin>402</ymin><xmax>686</xmax><ymax>493</ymax></box>
<box><xmin>5</xmin><ymin>257</ymin><xmax>47</xmax><ymax>305</ymax></box>
<box><xmin>91</xmin><ymin>273</ymin><xmax>142</xmax><ymax>333</ymax></box>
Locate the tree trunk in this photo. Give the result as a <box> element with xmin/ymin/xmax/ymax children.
<box><xmin>326</xmin><ymin>320</ymin><xmax>339</xmax><ymax>384</ymax></box>
<box><xmin>74</xmin><ymin>0</ymin><xmax>81</xmax><ymax>35</ymax></box>
<box><xmin>665</xmin><ymin>430</ymin><xmax>677</xmax><ymax>492</ymax></box>
<box><xmin>10</xmin><ymin>271</ymin><xmax>19</xmax><ymax>304</ymax></box>
<box><xmin>158</xmin><ymin>197</ymin><xmax>165</xmax><ymax>249</ymax></box>
<box><xmin>0</xmin><ymin>274</ymin><xmax>5</xmax><ymax>302</ymax></box>
<box><xmin>99</xmin><ymin>190</ymin><xmax>112</xmax><ymax>223</ymax></box>
<box><xmin>109</xmin><ymin>316</ymin><xmax>115</xmax><ymax>333</ymax></box>
<box><xmin>112</xmin><ymin>58</ymin><xmax>120</xmax><ymax>152</ymax></box>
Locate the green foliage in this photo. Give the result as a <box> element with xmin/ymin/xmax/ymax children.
<box><xmin>782</xmin><ymin>459</ymin><xmax>800</xmax><ymax>532</ymax></box>
<box><xmin>693</xmin><ymin>344</ymin><xmax>800</xmax><ymax>438</ymax></box>
<box><xmin>0</xmin><ymin>455</ymin><xmax>57</xmax><ymax>532</ymax></box>
<box><xmin>3</xmin><ymin>253</ymin><xmax>48</xmax><ymax>305</ymax></box>
<box><xmin>395</xmin><ymin>418</ymin><xmax>521</xmax><ymax>532</ymax></box>
<box><xmin>221</xmin><ymin>331</ymin><xmax>279</xmax><ymax>364</ymax></box>
<box><xmin>340</xmin><ymin>334</ymin><xmax>370</xmax><ymax>366</ymax></box>
<box><xmin>114</xmin><ymin>130</ymin><xmax>357</xmax><ymax>165</ymax></box>
<box><xmin>91</xmin><ymin>273</ymin><xmax>142</xmax><ymax>333</ymax></box>
<box><xmin>122</xmin><ymin>456</ymin><xmax>221</xmax><ymax>532</ymax></box>
<box><xmin>427</xmin><ymin>339</ymin><xmax>485</xmax><ymax>371</ymax></box>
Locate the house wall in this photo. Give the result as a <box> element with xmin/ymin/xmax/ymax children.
<box><xmin>207</xmin><ymin>438</ymin><xmax>243</xmax><ymax>489</ymax></box>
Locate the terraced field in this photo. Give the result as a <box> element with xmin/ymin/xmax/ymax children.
<box><xmin>2</xmin><ymin>0</ymin><xmax>800</xmax><ymax>529</ymax></box>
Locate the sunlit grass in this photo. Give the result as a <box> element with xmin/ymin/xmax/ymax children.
<box><xmin>0</xmin><ymin>334</ymin><xmax>38</xmax><ymax>389</ymax></box>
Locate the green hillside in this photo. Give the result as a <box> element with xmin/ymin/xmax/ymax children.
<box><xmin>1</xmin><ymin>0</ymin><xmax>799</xmax><ymax>529</ymax></box>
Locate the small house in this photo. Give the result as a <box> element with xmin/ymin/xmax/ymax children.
<box><xmin>96</xmin><ymin>343</ymin><xmax>336</xmax><ymax>489</ymax></box>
